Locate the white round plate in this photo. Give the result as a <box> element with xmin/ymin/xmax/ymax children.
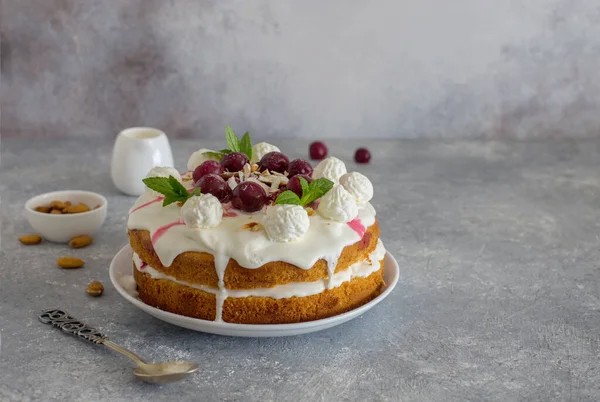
<box><xmin>109</xmin><ymin>245</ymin><xmax>399</xmax><ymax>337</ymax></box>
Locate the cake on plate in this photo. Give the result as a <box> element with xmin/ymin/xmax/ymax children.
<box><xmin>127</xmin><ymin>127</ymin><xmax>386</xmax><ymax>324</ymax></box>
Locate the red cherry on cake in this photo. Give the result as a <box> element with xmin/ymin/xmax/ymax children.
<box><xmin>221</xmin><ymin>152</ymin><xmax>249</xmax><ymax>172</ymax></box>
<box><xmin>193</xmin><ymin>160</ymin><xmax>224</xmax><ymax>182</ymax></box>
<box><xmin>195</xmin><ymin>173</ymin><xmax>232</xmax><ymax>202</ymax></box>
<box><xmin>354</xmin><ymin>148</ymin><xmax>371</xmax><ymax>164</ymax></box>
<box><xmin>258</xmin><ymin>152</ymin><xmax>289</xmax><ymax>174</ymax></box>
<box><xmin>309</xmin><ymin>141</ymin><xmax>327</xmax><ymax>160</ymax></box>
<box><xmin>288</xmin><ymin>159</ymin><xmax>313</xmax><ymax>178</ymax></box>
<box><xmin>287</xmin><ymin>174</ymin><xmax>312</xmax><ymax>198</ymax></box>
<box><xmin>231</xmin><ymin>181</ymin><xmax>267</xmax><ymax>212</ymax></box>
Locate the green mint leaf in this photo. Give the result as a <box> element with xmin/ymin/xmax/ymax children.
<box><xmin>202</xmin><ymin>151</ymin><xmax>225</xmax><ymax>161</ymax></box>
<box><xmin>168</xmin><ymin>176</ymin><xmax>189</xmax><ymax>198</ymax></box>
<box><xmin>225</xmin><ymin>125</ymin><xmax>241</xmax><ymax>152</ymax></box>
<box><xmin>301</xmin><ymin>178</ymin><xmax>334</xmax><ymax>206</ymax></box>
<box><xmin>142</xmin><ymin>177</ymin><xmax>178</xmax><ymax>197</ymax></box>
<box><xmin>309</xmin><ymin>178</ymin><xmax>334</xmax><ymax>195</ymax></box>
<box><xmin>218</xmin><ymin>149</ymin><xmax>232</xmax><ymax>154</ymax></box>
<box><xmin>240</xmin><ymin>132</ymin><xmax>252</xmax><ymax>160</ymax></box>
<box><xmin>143</xmin><ymin>176</ymin><xmax>194</xmax><ymax>207</ymax></box>
<box><xmin>275</xmin><ymin>190</ymin><xmax>301</xmax><ymax>205</ymax></box>
<box><xmin>191</xmin><ymin>188</ymin><xmax>202</xmax><ymax>197</ymax></box>
<box><xmin>162</xmin><ymin>195</ymin><xmax>182</xmax><ymax>206</ymax></box>
<box><xmin>299</xmin><ymin>176</ymin><xmax>310</xmax><ymax>198</ymax></box>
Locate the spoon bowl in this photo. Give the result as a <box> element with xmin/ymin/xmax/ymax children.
<box><xmin>134</xmin><ymin>362</ymin><xmax>200</xmax><ymax>384</ymax></box>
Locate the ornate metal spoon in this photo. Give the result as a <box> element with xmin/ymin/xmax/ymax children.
<box><xmin>38</xmin><ymin>308</ymin><xmax>199</xmax><ymax>384</ymax></box>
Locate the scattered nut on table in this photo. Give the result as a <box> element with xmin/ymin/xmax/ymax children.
<box><xmin>68</xmin><ymin>235</ymin><xmax>94</xmax><ymax>249</ymax></box>
<box><xmin>19</xmin><ymin>235</ymin><xmax>42</xmax><ymax>245</ymax></box>
<box><xmin>86</xmin><ymin>281</ymin><xmax>104</xmax><ymax>297</ymax></box>
<box><xmin>56</xmin><ymin>256</ymin><xmax>85</xmax><ymax>269</ymax></box>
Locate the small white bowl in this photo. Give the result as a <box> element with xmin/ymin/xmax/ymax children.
<box><xmin>24</xmin><ymin>190</ymin><xmax>108</xmax><ymax>243</ymax></box>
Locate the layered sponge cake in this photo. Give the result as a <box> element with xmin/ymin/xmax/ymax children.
<box><xmin>127</xmin><ymin>129</ymin><xmax>386</xmax><ymax>324</ymax></box>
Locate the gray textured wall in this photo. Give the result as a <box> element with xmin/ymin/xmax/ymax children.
<box><xmin>1</xmin><ymin>0</ymin><xmax>599</xmax><ymax>140</ymax></box>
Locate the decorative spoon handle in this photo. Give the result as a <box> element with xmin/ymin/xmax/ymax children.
<box><xmin>38</xmin><ymin>308</ymin><xmax>108</xmax><ymax>344</ymax></box>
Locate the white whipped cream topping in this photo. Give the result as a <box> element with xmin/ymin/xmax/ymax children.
<box><xmin>187</xmin><ymin>148</ymin><xmax>218</xmax><ymax>171</ymax></box>
<box><xmin>317</xmin><ymin>185</ymin><xmax>359</xmax><ymax>223</ymax></box>
<box><xmin>340</xmin><ymin>172</ymin><xmax>373</xmax><ymax>204</ymax></box>
<box><xmin>181</xmin><ymin>194</ymin><xmax>223</xmax><ymax>229</ymax></box>
<box><xmin>312</xmin><ymin>156</ymin><xmax>347</xmax><ymax>183</ymax></box>
<box><xmin>128</xmin><ymin>189</ymin><xmax>376</xmax><ymax>268</ymax></box>
<box><xmin>146</xmin><ymin>166</ymin><xmax>182</xmax><ymax>182</ymax></box>
<box><xmin>263</xmin><ymin>204</ymin><xmax>310</xmax><ymax>242</ymax></box>
<box><xmin>251</xmin><ymin>142</ymin><xmax>280</xmax><ymax>163</ymax></box>
<box><xmin>132</xmin><ymin>239</ymin><xmax>386</xmax><ymax>321</ymax></box>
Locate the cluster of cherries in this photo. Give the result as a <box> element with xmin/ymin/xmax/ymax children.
<box><xmin>192</xmin><ymin>152</ymin><xmax>314</xmax><ymax>213</ymax></box>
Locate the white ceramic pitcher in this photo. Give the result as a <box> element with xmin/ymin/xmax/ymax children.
<box><xmin>111</xmin><ymin>127</ymin><xmax>174</xmax><ymax>196</ymax></box>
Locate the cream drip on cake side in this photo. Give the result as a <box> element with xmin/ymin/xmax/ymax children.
<box><xmin>127</xmin><ymin>188</ymin><xmax>377</xmax><ymax>270</ymax></box>
<box><xmin>133</xmin><ymin>240</ymin><xmax>386</xmax><ymax>322</ymax></box>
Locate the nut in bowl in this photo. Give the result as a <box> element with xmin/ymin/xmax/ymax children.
<box><xmin>24</xmin><ymin>190</ymin><xmax>108</xmax><ymax>243</ymax></box>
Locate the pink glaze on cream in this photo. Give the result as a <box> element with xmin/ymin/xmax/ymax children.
<box><xmin>152</xmin><ymin>220</ymin><xmax>185</xmax><ymax>244</ymax></box>
<box><xmin>223</xmin><ymin>204</ymin><xmax>238</xmax><ymax>218</ymax></box>
<box><xmin>347</xmin><ymin>218</ymin><xmax>366</xmax><ymax>238</ymax></box>
<box><xmin>130</xmin><ymin>196</ymin><xmax>164</xmax><ymax>214</ymax></box>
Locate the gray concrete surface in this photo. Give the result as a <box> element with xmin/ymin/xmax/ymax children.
<box><xmin>3</xmin><ymin>0</ymin><xmax>600</xmax><ymax>140</ymax></box>
<box><xmin>1</xmin><ymin>139</ymin><xmax>599</xmax><ymax>401</ymax></box>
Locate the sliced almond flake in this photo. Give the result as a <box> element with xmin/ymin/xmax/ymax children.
<box><xmin>227</xmin><ymin>176</ymin><xmax>238</xmax><ymax>190</ymax></box>
<box><xmin>270</xmin><ymin>171</ymin><xmax>289</xmax><ymax>184</ymax></box>
<box><xmin>258</xmin><ymin>174</ymin><xmax>289</xmax><ymax>188</ymax></box>
<box><xmin>241</xmin><ymin>163</ymin><xmax>252</xmax><ymax>181</ymax></box>
<box><xmin>270</xmin><ymin>179</ymin><xmax>281</xmax><ymax>191</ymax></box>
<box><xmin>246</xmin><ymin>177</ymin><xmax>271</xmax><ymax>192</ymax></box>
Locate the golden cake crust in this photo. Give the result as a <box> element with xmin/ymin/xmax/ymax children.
<box><xmin>134</xmin><ymin>261</ymin><xmax>385</xmax><ymax>324</ymax></box>
<box><xmin>129</xmin><ymin>221</ymin><xmax>380</xmax><ymax>289</ymax></box>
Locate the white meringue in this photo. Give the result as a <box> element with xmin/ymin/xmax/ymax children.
<box><xmin>145</xmin><ymin>166</ymin><xmax>182</xmax><ymax>196</ymax></box>
<box><xmin>263</xmin><ymin>204</ymin><xmax>310</xmax><ymax>242</ymax></box>
<box><xmin>187</xmin><ymin>148</ymin><xmax>218</xmax><ymax>171</ymax></box>
<box><xmin>180</xmin><ymin>194</ymin><xmax>223</xmax><ymax>229</ymax></box>
<box><xmin>339</xmin><ymin>172</ymin><xmax>373</xmax><ymax>204</ymax></box>
<box><xmin>145</xmin><ymin>166</ymin><xmax>182</xmax><ymax>182</ymax></box>
<box><xmin>312</xmin><ymin>156</ymin><xmax>347</xmax><ymax>183</ymax></box>
<box><xmin>251</xmin><ymin>142</ymin><xmax>280</xmax><ymax>163</ymax></box>
<box><xmin>317</xmin><ymin>185</ymin><xmax>358</xmax><ymax>223</ymax></box>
